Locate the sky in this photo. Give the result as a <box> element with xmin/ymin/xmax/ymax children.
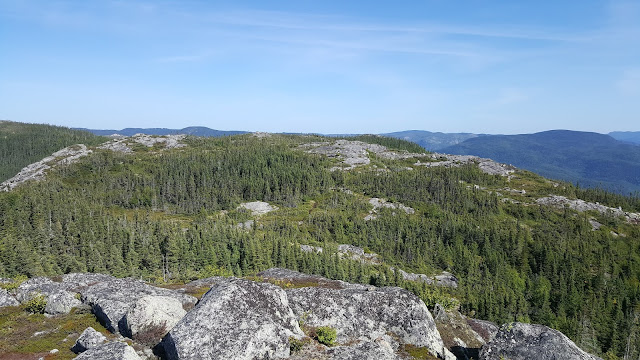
<box><xmin>0</xmin><ymin>0</ymin><xmax>639</xmax><ymax>134</ymax></box>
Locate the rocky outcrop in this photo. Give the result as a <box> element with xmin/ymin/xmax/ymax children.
<box><xmin>124</xmin><ymin>295</ymin><xmax>186</xmax><ymax>338</ymax></box>
<box><xmin>62</xmin><ymin>272</ymin><xmax>114</xmax><ymax>287</ymax></box>
<box><xmin>1</xmin><ymin>144</ymin><xmax>92</xmax><ymax>191</ymax></box>
<box><xmin>302</xmin><ymin>140</ymin><xmax>427</xmax><ymax>170</ymax></box>
<box><xmin>71</xmin><ymin>327</ymin><xmax>108</xmax><ymax>353</ymax></box>
<box><xmin>337</xmin><ymin>244</ymin><xmax>382</xmax><ymax>264</ymax></box>
<box><xmin>536</xmin><ymin>195</ymin><xmax>640</xmax><ymax>224</ymax></box>
<box><xmin>74</xmin><ymin>341</ymin><xmax>142</xmax><ymax>360</ymax></box>
<box><xmin>0</xmin><ymin>288</ymin><xmax>19</xmax><ymax>307</ymax></box>
<box><xmin>394</xmin><ymin>269</ymin><xmax>459</xmax><ymax>288</ymax></box>
<box><xmin>98</xmin><ymin>134</ymin><xmax>186</xmax><ymax>153</ymax></box>
<box><xmin>365</xmin><ymin>197</ymin><xmax>415</xmax><ymax>220</ymax></box>
<box><xmin>238</xmin><ymin>201</ymin><xmax>278</xmax><ymax>216</ymax></box>
<box><xmin>415</xmin><ymin>154</ymin><xmax>515</xmax><ymax>177</ymax></box>
<box><xmin>433</xmin><ymin>304</ymin><xmax>496</xmax><ymax>360</ymax></box>
<box><xmin>44</xmin><ymin>290</ymin><xmax>82</xmax><ymax>315</ymax></box>
<box><xmin>299</xmin><ymin>244</ymin><xmax>323</xmax><ymax>254</ymax></box>
<box><xmin>479</xmin><ymin>322</ymin><xmax>602</xmax><ymax>360</ymax></box>
<box><xmin>82</xmin><ymin>278</ymin><xmax>196</xmax><ymax>334</ymax></box>
<box><xmin>162</xmin><ymin>278</ymin><xmax>304</xmax><ymax>360</ymax></box>
<box><xmin>16</xmin><ymin>277</ymin><xmax>82</xmax><ymax>314</ymax></box>
<box><xmin>286</xmin><ymin>285</ymin><xmax>454</xmax><ymax>360</ymax></box>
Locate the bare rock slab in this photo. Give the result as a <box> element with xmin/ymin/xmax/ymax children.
<box><xmin>0</xmin><ymin>288</ymin><xmax>19</xmax><ymax>308</ymax></box>
<box><xmin>125</xmin><ymin>295</ymin><xmax>186</xmax><ymax>338</ymax></box>
<box><xmin>286</xmin><ymin>285</ymin><xmax>454</xmax><ymax>360</ymax></box>
<box><xmin>72</xmin><ymin>327</ymin><xmax>108</xmax><ymax>353</ymax></box>
<box><xmin>479</xmin><ymin>322</ymin><xmax>602</xmax><ymax>360</ymax></box>
<box><xmin>162</xmin><ymin>278</ymin><xmax>304</xmax><ymax>360</ymax></box>
<box><xmin>73</xmin><ymin>341</ymin><xmax>141</xmax><ymax>360</ymax></box>
<box><xmin>81</xmin><ymin>278</ymin><xmax>196</xmax><ymax>335</ymax></box>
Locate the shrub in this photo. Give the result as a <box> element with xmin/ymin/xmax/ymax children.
<box><xmin>315</xmin><ymin>326</ymin><xmax>337</xmax><ymax>346</ymax></box>
<box><xmin>289</xmin><ymin>337</ymin><xmax>305</xmax><ymax>353</ymax></box>
<box><xmin>25</xmin><ymin>294</ymin><xmax>47</xmax><ymax>314</ymax></box>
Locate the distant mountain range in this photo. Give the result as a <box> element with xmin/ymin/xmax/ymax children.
<box><xmin>609</xmin><ymin>131</ymin><xmax>640</xmax><ymax>145</ymax></box>
<box><xmin>75</xmin><ymin>126</ymin><xmax>246</xmax><ymax>137</ymax></box>
<box><xmin>442</xmin><ymin>130</ymin><xmax>640</xmax><ymax>194</ymax></box>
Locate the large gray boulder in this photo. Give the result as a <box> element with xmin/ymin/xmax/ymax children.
<box><xmin>81</xmin><ymin>278</ymin><xmax>196</xmax><ymax>335</ymax></box>
<box><xmin>16</xmin><ymin>277</ymin><xmax>61</xmax><ymax>302</ymax></box>
<box><xmin>162</xmin><ymin>278</ymin><xmax>304</xmax><ymax>360</ymax></box>
<box><xmin>45</xmin><ymin>290</ymin><xmax>82</xmax><ymax>315</ymax></box>
<box><xmin>479</xmin><ymin>322</ymin><xmax>603</xmax><ymax>360</ymax></box>
<box><xmin>0</xmin><ymin>288</ymin><xmax>19</xmax><ymax>307</ymax></box>
<box><xmin>62</xmin><ymin>273</ymin><xmax>114</xmax><ymax>288</ymax></box>
<box><xmin>71</xmin><ymin>327</ymin><xmax>108</xmax><ymax>353</ymax></box>
<box><xmin>286</xmin><ymin>285</ymin><xmax>454</xmax><ymax>360</ymax></box>
<box><xmin>125</xmin><ymin>295</ymin><xmax>186</xmax><ymax>338</ymax></box>
<box><xmin>73</xmin><ymin>341</ymin><xmax>141</xmax><ymax>360</ymax></box>
<box><xmin>16</xmin><ymin>277</ymin><xmax>82</xmax><ymax>314</ymax></box>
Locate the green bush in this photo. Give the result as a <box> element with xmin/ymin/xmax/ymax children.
<box><xmin>289</xmin><ymin>337</ymin><xmax>305</xmax><ymax>353</ymax></box>
<box><xmin>315</xmin><ymin>326</ymin><xmax>337</xmax><ymax>346</ymax></box>
<box><xmin>25</xmin><ymin>294</ymin><xmax>47</xmax><ymax>314</ymax></box>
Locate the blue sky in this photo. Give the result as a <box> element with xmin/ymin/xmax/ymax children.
<box><xmin>0</xmin><ymin>1</ymin><xmax>638</xmax><ymax>134</ymax></box>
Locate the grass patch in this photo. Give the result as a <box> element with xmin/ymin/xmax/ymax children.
<box><xmin>0</xmin><ymin>306</ymin><xmax>110</xmax><ymax>360</ymax></box>
<box><xmin>400</xmin><ymin>344</ymin><xmax>440</xmax><ymax>360</ymax></box>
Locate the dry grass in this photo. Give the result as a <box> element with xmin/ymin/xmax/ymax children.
<box><xmin>0</xmin><ymin>306</ymin><xmax>110</xmax><ymax>360</ymax></box>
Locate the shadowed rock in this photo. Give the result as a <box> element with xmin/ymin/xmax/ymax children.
<box><xmin>479</xmin><ymin>322</ymin><xmax>602</xmax><ymax>360</ymax></box>
<box><xmin>71</xmin><ymin>327</ymin><xmax>108</xmax><ymax>353</ymax></box>
<box><xmin>81</xmin><ymin>278</ymin><xmax>196</xmax><ymax>335</ymax></box>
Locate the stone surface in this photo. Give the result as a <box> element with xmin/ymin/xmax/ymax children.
<box><xmin>62</xmin><ymin>273</ymin><xmax>114</xmax><ymax>288</ymax></box>
<box><xmin>326</xmin><ymin>339</ymin><xmax>399</xmax><ymax>360</ymax></box>
<box><xmin>73</xmin><ymin>341</ymin><xmax>142</xmax><ymax>360</ymax></box>
<box><xmin>44</xmin><ymin>290</ymin><xmax>82</xmax><ymax>315</ymax></box>
<box><xmin>394</xmin><ymin>268</ymin><xmax>459</xmax><ymax>288</ymax></box>
<box><xmin>286</xmin><ymin>285</ymin><xmax>454</xmax><ymax>360</ymax></box>
<box><xmin>337</xmin><ymin>244</ymin><xmax>382</xmax><ymax>265</ymax></box>
<box><xmin>71</xmin><ymin>327</ymin><xmax>108</xmax><ymax>353</ymax></box>
<box><xmin>162</xmin><ymin>278</ymin><xmax>304</xmax><ymax>360</ymax></box>
<box><xmin>81</xmin><ymin>278</ymin><xmax>196</xmax><ymax>334</ymax></box>
<box><xmin>125</xmin><ymin>295</ymin><xmax>186</xmax><ymax>337</ymax></box>
<box><xmin>302</xmin><ymin>140</ymin><xmax>428</xmax><ymax>170</ymax></box>
<box><xmin>1</xmin><ymin>144</ymin><xmax>92</xmax><ymax>191</ymax></box>
<box><xmin>238</xmin><ymin>201</ymin><xmax>278</xmax><ymax>216</ymax></box>
<box><xmin>98</xmin><ymin>134</ymin><xmax>186</xmax><ymax>154</ymax></box>
<box><xmin>479</xmin><ymin>322</ymin><xmax>602</xmax><ymax>360</ymax></box>
<box><xmin>536</xmin><ymin>195</ymin><xmax>640</xmax><ymax>224</ymax></box>
<box><xmin>16</xmin><ymin>277</ymin><xmax>82</xmax><ymax>314</ymax></box>
<box><xmin>415</xmin><ymin>154</ymin><xmax>516</xmax><ymax>177</ymax></box>
<box><xmin>0</xmin><ymin>288</ymin><xmax>19</xmax><ymax>307</ymax></box>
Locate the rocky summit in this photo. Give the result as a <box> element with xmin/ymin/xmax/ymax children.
<box><xmin>0</xmin><ymin>268</ymin><xmax>607</xmax><ymax>360</ymax></box>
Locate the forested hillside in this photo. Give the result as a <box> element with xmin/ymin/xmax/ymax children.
<box><xmin>0</xmin><ymin>121</ymin><xmax>106</xmax><ymax>182</ymax></box>
<box><xmin>1</xmin><ymin>126</ymin><xmax>639</xmax><ymax>358</ymax></box>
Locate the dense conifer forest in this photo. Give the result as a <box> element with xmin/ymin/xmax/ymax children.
<box><xmin>1</xmin><ymin>124</ymin><xmax>639</xmax><ymax>358</ymax></box>
<box><xmin>0</xmin><ymin>121</ymin><xmax>106</xmax><ymax>182</ymax></box>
